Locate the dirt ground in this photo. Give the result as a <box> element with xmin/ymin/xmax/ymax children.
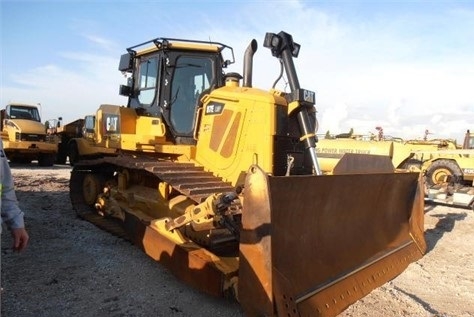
<box><xmin>1</xmin><ymin>164</ymin><xmax>473</xmax><ymax>317</ymax></box>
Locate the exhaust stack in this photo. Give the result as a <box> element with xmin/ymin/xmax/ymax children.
<box><xmin>243</xmin><ymin>39</ymin><xmax>258</xmax><ymax>88</ymax></box>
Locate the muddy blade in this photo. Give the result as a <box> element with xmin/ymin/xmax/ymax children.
<box><xmin>239</xmin><ymin>165</ymin><xmax>426</xmax><ymax>317</ymax></box>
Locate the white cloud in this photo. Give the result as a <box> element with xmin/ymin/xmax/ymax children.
<box><xmin>1</xmin><ymin>29</ymin><xmax>127</xmax><ymax>123</ymax></box>
<box><xmin>81</xmin><ymin>34</ymin><xmax>117</xmax><ymax>51</ymax></box>
<box><xmin>280</xmin><ymin>6</ymin><xmax>474</xmax><ymax>144</ymax></box>
<box><xmin>2</xmin><ymin>55</ymin><xmax>126</xmax><ymax>124</ymax></box>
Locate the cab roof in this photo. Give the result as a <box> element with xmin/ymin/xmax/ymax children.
<box><xmin>128</xmin><ymin>37</ymin><xmax>229</xmax><ymax>57</ymax></box>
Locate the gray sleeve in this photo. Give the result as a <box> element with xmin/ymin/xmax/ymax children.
<box><xmin>1</xmin><ymin>149</ymin><xmax>24</xmax><ymax>229</ymax></box>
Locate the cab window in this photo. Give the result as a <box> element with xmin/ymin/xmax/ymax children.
<box><xmin>138</xmin><ymin>57</ymin><xmax>158</xmax><ymax>106</ymax></box>
<box><xmin>84</xmin><ymin>116</ymin><xmax>95</xmax><ymax>133</ymax></box>
<box><xmin>170</xmin><ymin>56</ymin><xmax>212</xmax><ymax>134</ymax></box>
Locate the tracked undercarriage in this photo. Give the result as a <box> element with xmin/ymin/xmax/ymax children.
<box><xmin>70</xmin><ymin>154</ymin><xmax>243</xmax><ymax>297</ymax></box>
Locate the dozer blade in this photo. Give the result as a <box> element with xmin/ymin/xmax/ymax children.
<box><xmin>239</xmin><ymin>156</ymin><xmax>426</xmax><ymax>317</ymax></box>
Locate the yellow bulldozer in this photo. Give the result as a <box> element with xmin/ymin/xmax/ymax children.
<box><xmin>69</xmin><ymin>31</ymin><xmax>426</xmax><ymax>316</ymax></box>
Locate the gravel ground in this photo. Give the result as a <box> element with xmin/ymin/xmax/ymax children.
<box><xmin>1</xmin><ymin>164</ymin><xmax>473</xmax><ymax>317</ymax></box>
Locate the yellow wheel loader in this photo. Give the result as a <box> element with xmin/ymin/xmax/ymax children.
<box><xmin>69</xmin><ymin>31</ymin><xmax>426</xmax><ymax>316</ymax></box>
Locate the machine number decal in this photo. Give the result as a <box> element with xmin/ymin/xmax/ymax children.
<box><xmin>205</xmin><ymin>102</ymin><xmax>225</xmax><ymax>115</ymax></box>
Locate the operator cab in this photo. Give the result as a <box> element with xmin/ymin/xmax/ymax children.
<box><xmin>119</xmin><ymin>38</ymin><xmax>234</xmax><ymax>145</ymax></box>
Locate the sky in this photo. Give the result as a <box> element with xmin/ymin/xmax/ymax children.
<box><xmin>1</xmin><ymin>0</ymin><xmax>473</xmax><ymax>144</ymax></box>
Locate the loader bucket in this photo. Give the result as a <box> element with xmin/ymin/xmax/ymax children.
<box><xmin>239</xmin><ymin>155</ymin><xmax>426</xmax><ymax>317</ymax></box>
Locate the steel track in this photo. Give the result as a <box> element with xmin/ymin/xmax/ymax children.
<box><xmin>69</xmin><ymin>154</ymin><xmax>236</xmax><ymax>238</ymax></box>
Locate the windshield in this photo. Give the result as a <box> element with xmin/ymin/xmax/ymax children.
<box><xmin>8</xmin><ymin>105</ymin><xmax>41</xmax><ymax>122</ymax></box>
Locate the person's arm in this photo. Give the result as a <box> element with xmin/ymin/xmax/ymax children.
<box><xmin>1</xmin><ymin>148</ymin><xmax>29</xmax><ymax>251</ymax></box>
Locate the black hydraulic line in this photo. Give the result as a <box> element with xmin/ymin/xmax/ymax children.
<box><xmin>266</xmin><ymin>31</ymin><xmax>321</xmax><ymax>175</ymax></box>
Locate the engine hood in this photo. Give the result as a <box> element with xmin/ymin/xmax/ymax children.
<box><xmin>8</xmin><ymin>119</ymin><xmax>46</xmax><ymax>134</ymax></box>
